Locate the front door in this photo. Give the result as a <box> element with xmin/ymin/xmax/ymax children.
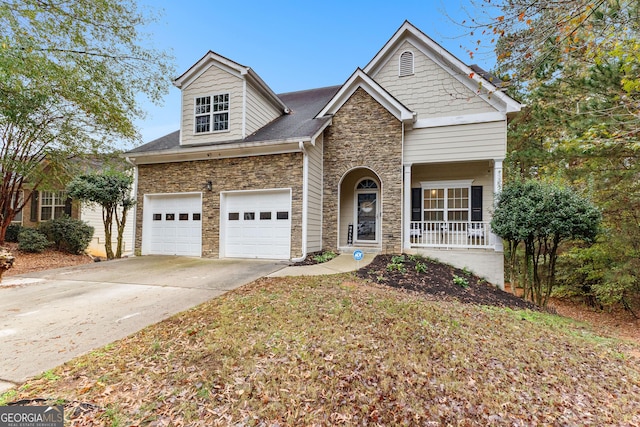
<box><xmin>356</xmin><ymin>193</ymin><xmax>377</xmax><ymax>241</ymax></box>
<box><xmin>354</xmin><ymin>178</ymin><xmax>379</xmax><ymax>243</ymax></box>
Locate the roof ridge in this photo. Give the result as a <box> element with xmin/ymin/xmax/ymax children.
<box><xmin>277</xmin><ymin>85</ymin><xmax>342</xmax><ymax>97</ymax></box>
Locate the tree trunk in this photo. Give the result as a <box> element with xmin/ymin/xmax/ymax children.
<box><xmin>542</xmin><ymin>239</ymin><xmax>560</xmax><ymax>307</ymax></box>
<box><xmin>523</xmin><ymin>239</ymin><xmax>534</xmax><ymax>302</ymax></box>
<box><xmin>507</xmin><ymin>239</ymin><xmax>520</xmax><ymax>294</ymax></box>
<box><xmin>102</xmin><ymin>206</ymin><xmax>114</xmax><ymax>260</ymax></box>
<box><xmin>114</xmin><ymin>206</ymin><xmax>128</xmax><ymax>259</ymax></box>
<box><xmin>0</xmin><ymin>218</ymin><xmax>10</xmax><ymax>245</ymax></box>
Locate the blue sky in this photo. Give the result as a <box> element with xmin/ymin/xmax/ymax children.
<box><xmin>134</xmin><ymin>0</ymin><xmax>495</xmax><ymax>144</ymax></box>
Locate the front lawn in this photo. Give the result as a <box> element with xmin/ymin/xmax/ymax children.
<box><xmin>3</xmin><ymin>273</ymin><xmax>639</xmax><ymax>426</ymax></box>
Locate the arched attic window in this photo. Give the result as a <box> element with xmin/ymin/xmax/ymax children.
<box><xmin>399</xmin><ymin>51</ymin><xmax>414</xmax><ymax>77</ymax></box>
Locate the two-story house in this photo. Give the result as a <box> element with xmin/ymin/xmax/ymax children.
<box><xmin>125</xmin><ymin>21</ymin><xmax>522</xmax><ymax>287</ymax></box>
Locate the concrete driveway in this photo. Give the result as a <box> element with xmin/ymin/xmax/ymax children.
<box><xmin>0</xmin><ymin>256</ymin><xmax>284</xmax><ymax>393</ymax></box>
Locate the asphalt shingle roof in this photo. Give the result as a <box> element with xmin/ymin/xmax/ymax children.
<box><xmin>127</xmin><ymin>85</ymin><xmax>341</xmax><ymax>154</ymax></box>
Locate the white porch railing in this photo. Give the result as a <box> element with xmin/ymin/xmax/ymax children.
<box><xmin>410</xmin><ymin>221</ymin><xmax>494</xmax><ymax>249</ymax></box>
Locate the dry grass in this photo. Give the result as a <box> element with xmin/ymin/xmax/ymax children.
<box><xmin>3</xmin><ymin>275</ymin><xmax>640</xmax><ymax>426</ymax></box>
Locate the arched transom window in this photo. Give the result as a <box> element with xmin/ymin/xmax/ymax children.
<box><xmin>356</xmin><ymin>179</ymin><xmax>378</xmax><ymax>190</ymax></box>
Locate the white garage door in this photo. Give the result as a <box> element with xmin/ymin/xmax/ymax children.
<box><xmin>223</xmin><ymin>190</ymin><xmax>291</xmax><ymax>259</ymax></box>
<box><xmin>145</xmin><ymin>194</ymin><xmax>202</xmax><ymax>256</ymax></box>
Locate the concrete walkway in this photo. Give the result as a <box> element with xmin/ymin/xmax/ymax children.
<box><xmin>268</xmin><ymin>253</ymin><xmax>375</xmax><ymax>277</ymax></box>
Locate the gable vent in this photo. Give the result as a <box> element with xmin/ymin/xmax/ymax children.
<box><xmin>399</xmin><ymin>51</ymin><xmax>414</xmax><ymax>77</ymax></box>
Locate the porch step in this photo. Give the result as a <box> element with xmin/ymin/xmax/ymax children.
<box><xmin>338</xmin><ymin>246</ymin><xmax>381</xmax><ymax>254</ymax></box>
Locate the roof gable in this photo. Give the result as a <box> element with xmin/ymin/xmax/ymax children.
<box><xmin>364</xmin><ymin>21</ymin><xmax>521</xmax><ymax>114</ymax></box>
<box><xmin>173</xmin><ymin>51</ymin><xmax>289</xmax><ymax>114</ymax></box>
<box><xmin>316</xmin><ymin>69</ymin><xmax>414</xmax><ymax>123</ymax></box>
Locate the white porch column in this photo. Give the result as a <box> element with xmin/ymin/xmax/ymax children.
<box><xmin>403</xmin><ymin>164</ymin><xmax>412</xmax><ymax>250</ymax></box>
<box><xmin>493</xmin><ymin>158</ymin><xmax>503</xmax><ymax>194</ymax></box>
<box><xmin>492</xmin><ymin>158</ymin><xmax>504</xmax><ymax>252</ymax></box>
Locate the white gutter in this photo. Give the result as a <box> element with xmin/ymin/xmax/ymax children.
<box><xmin>291</xmin><ymin>140</ymin><xmax>308</xmax><ymax>262</ymax></box>
<box><xmin>126</xmin><ymin>137</ymin><xmax>309</xmax><ymax>165</ymax></box>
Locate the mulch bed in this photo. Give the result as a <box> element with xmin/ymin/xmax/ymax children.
<box><xmin>356</xmin><ymin>254</ymin><xmax>539</xmax><ymax>311</ymax></box>
<box><xmin>1</xmin><ymin>242</ymin><xmax>94</xmax><ymax>277</ymax></box>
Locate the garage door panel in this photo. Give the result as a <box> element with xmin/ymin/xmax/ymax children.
<box><xmin>224</xmin><ymin>191</ymin><xmax>291</xmax><ymax>259</ymax></box>
<box><xmin>144</xmin><ymin>194</ymin><xmax>202</xmax><ymax>256</ymax></box>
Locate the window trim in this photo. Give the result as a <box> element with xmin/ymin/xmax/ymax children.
<box><xmin>10</xmin><ymin>191</ymin><xmax>23</xmax><ymax>224</ymax></box>
<box><xmin>194</xmin><ymin>93</ymin><xmax>230</xmax><ymax>134</ymax></box>
<box><xmin>40</xmin><ymin>190</ymin><xmax>68</xmax><ymax>221</ymax></box>
<box><xmin>354</xmin><ymin>177</ymin><xmax>380</xmax><ymax>244</ymax></box>
<box><xmin>420</xmin><ymin>180</ymin><xmax>473</xmax><ymax>222</ymax></box>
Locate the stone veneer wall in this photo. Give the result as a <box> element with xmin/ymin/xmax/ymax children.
<box><xmin>322</xmin><ymin>87</ymin><xmax>403</xmax><ymax>253</ymax></box>
<box><xmin>135</xmin><ymin>153</ymin><xmax>304</xmax><ymax>258</ymax></box>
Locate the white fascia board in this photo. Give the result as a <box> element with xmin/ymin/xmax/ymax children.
<box><xmin>244</xmin><ymin>68</ymin><xmax>290</xmax><ymax>113</ymax></box>
<box><xmin>317</xmin><ymin>70</ymin><xmax>413</xmax><ymax>122</ymax></box>
<box><xmin>413</xmin><ymin>111</ymin><xmax>506</xmax><ymax>129</ymax></box>
<box><xmin>174</xmin><ymin>51</ymin><xmax>247</xmax><ymax>89</ymax></box>
<box><xmin>364</xmin><ymin>22</ymin><xmax>522</xmax><ymax>114</ymax></box>
<box><xmin>126</xmin><ymin>139</ymin><xmax>307</xmax><ymax>165</ymax></box>
<box><xmin>176</xmin><ymin>59</ymin><xmax>244</xmax><ymax>91</ymax></box>
<box><xmin>310</xmin><ymin>117</ymin><xmax>333</xmax><ymax>145</ymax></box>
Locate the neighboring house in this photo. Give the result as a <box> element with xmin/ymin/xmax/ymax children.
<box><xmin>13</xmin><ymin>188</ymin><xmax>134</xmax><ymax>257</ymax></box>
<box><xmin>10</xmin><ymin>159</ymin><xmax>135</xmax><ymax>258</ymax></box>
<box><xmin>124</xmin><ymin>21</ymin><xmax>522</xmax><ymax>287</ymax></box>
<box><xmin>78</xmin><ymin>200</ymin><xmax>135</xmax><ymax>258</ymax></box>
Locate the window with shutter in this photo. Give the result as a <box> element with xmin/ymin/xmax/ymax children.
<box><xmin>399</xmin><ymin>51</ymin><xmax>414</xmax><ymax>77</ymax></box>
<box><xmin>420</xmin><ymin>180</ymin><xmax>476</xmax><ymax>222</ymax></box>
<box><xmin>411</xmin><ymin>188</ymin><xmax>422</xmax><ymax>221</ymax></box>
<box><xmin>471</xmin><ymin>186</ymin><xmax>483</xmax><ymax>221</ymax></box>
<box><xmin>40</xmin><ymin>190</ymin><xmax>68</xmax><ymax>221</ymax></box>
<box><xmin>30</xmin><ymin>190</ymin><xmax>39</xmax><ymax>222</ymax></box>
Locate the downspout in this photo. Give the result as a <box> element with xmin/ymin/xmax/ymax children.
<box><xmin>291</xmin><ymin>141</ymin><xmax>308</xmax><ymax>262</ymax></box>
<box><xmin>401</xmin><ymin>121</ymin><xmax>405</xmax><ymax>251</ymax></box>
<box><xmin>242</xmin><ymin>79</ymin><xmax>247</xmax><ymax>138</ymax></box>
<box><xmin>124</xmin><ymin>156</ymin><xmax>139</xmax><ymax>257</ymax></box>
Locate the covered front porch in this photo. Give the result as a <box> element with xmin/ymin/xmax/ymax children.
<box><xmin>403</xmin><ymin>159</ymin><xmax>503</xmax><ymax>250</ymax></box>
<box><xmin>402</xmin><ymin>159</ymin><xmax>505</xmax><ymax>287</ymax></box>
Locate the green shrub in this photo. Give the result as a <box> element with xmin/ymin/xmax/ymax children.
<box><xmin>386</xmin><ymin>254</ymin><xmax>407</xmax><ymax>273</ymax></box>
<box><xmin>415</xmin><ymin>261</ymin><xmax>428</xmax><ymax>273</ymax></box>
<box><xmin>18</xmin><ymin>228</ymin><xmax>51</xmax><ymax>253</ymax></box>
<box><xmin>408</xmin><ymin>253</ymin><xmax>425</xmax><ymax>263</ymax></box>
<box><xmin>5</xmin><ymin>224</ymin><xmax>23</xmax><ymax>242</ymax></box>
<box><xmin>391</xmin><ymin>255</ymin><xmax>406</xmax><ymax>264</ymax></box>
<box><xmin>39</xmin><ymin>216</ymin><xmax>94</xmax><ymax>255</ymax></box>
<box><xmin>312</xmin><ymin>250</ymin><xmax>337</xmax><ymax>264</ymax></box>
<box><xmin>453</xmin><ymin>275</ymin><xmax>470</xmax><ymax>288</ymax></box>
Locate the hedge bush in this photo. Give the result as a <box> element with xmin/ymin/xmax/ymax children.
<box><xmin>39</xmin><ymin>216</ymin><xmax>94</xmax><ymax>255</ymax></box>
<box><xmin>18</xmin><ymin>228</ymin><xmax>51</xmax><ymax>253</ymax></box>
<box><xmin>5</xmin><ymin>224</ymin><xmax>23</xmax><ymax>242</ymax></box>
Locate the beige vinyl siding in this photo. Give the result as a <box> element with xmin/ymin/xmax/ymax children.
<box><xmin>404</xmin><ymin>121</ymin><xmax>506</xmax><ymax>164</ymax></box>
<box><xmin>373</xmin><ymin>41</ymin><xmax>496</xmax><ymax>119</ymax></box>
<box><xmin>81</xmin><ymin>203</ymin><xmax>135</xmax><ymax>257</ymax></box>
<box><xmin>306</xmin><ymin>134</ymin><xmax>323</xmax><ymax>252</ymax></box>
<box><xmin>181</xmin><ymin>64</ymin><xmax>243</xmax><ymax>145</ymax></box>
<box><xmin>246</xmin><ymin>82</ymin><xmax>281</xmax><ymax>136</ymax></box>
<box><xmin>411</xmin><ymin>161</ymin><xmax>494</xmax><ymax>223</ymax></box>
